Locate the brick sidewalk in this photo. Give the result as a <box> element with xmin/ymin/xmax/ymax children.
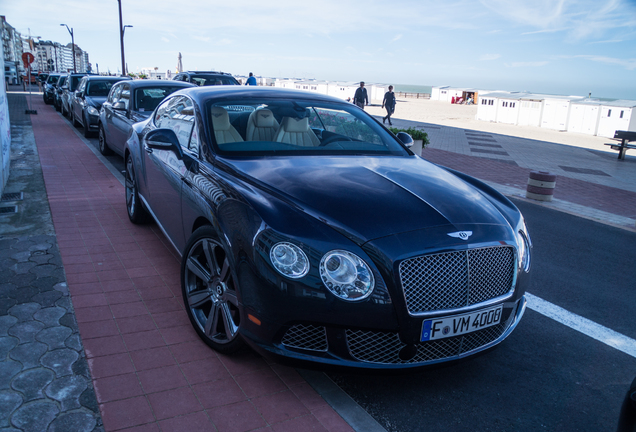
<box><xmin>422</xmin><ymin>148</ymin><xmax>636</xmax><ymax>219</ymax></box>
<box><xmin>26</xmin><ymin>95</ymin><xmax>353</xmax><ymax>431</ymax></box>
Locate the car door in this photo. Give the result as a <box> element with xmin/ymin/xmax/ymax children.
<box><xmin>110</xmin><ymin>83</ymin><xmax>132</xmax><ymax>154</ymax></box>
<box><xmin>142</xmin><ymin>95</ymin><xmax>195</xmax><ymax>252</ymax></box>
<box><xmin>101</xmin><ymin>83</ymin><xmax>121</xmax><ymax>147</ymax></box>
<box><xmin>74</xmin><ymin>78</ymin><xmax>88</xmax><ymax>124</ymax></box>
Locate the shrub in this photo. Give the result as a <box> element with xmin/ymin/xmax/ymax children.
<box><xmin>388</xmin><ymin>127</ymin><xmax>430</xmax><ymax>147</ymax></box>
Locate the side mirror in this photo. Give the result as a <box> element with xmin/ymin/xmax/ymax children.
<box><xmin>113</xmin><ymin>101</ymin><xmax>126</xmax><ymax>111</ymax></box>
<box><xmin>145</xmin><ymin>129</ymin><xmax>183</xmax><ymax>160</ymax></box>
<box><xmin>396</xmin><ymin>131</ymin><xmax>414</xmax><ymax>148</ymax></box>
<box><xmin>75</xmin><ymin>90</ymin><xmax>83</xmax><ymax>98</ymax></box>
<box><xmin>62</xmin><ymin>85</ymin><xmax>68</xmax><ymax>90</ymax></box>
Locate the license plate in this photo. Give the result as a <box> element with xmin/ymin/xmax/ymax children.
<box><xmin>421</xmin><ymin>305</ymin><xmax>503</xmax><ymax>341</ymax></box>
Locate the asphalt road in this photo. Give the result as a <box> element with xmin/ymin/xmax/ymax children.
<box><xmin>328</xmin><ymin>199</ymin><xmax>636</xmax><ymax>432</ymax></box>
<box><xmin>69</xmin><ymin>113</ymin><xmax>636</xmax><ymax>431</ymax></box>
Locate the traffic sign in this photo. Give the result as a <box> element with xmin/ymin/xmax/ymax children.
<box><xmin>21</xmin><ymin>52</ymin><xmax>35</xmax><ymax>67</ymax></box>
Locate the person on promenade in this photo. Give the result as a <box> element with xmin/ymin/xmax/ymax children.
<box><xmin>353</xmin><ymin>81</ymin><xmax>368</xmax><ymax>110</ymax></box>
<box><xmin>382</xmin><ymin>85</ymin><xmax>396</xmax><ymax>125</ymax></box>
<box><xmin>245</xmin><ymin>72</ymin><xmax>257</xmax><ymax>86</ymax></box>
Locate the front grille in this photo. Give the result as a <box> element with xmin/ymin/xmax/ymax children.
<box><xmin>346</xmin><ymin>314</ymin><xmax>512</xmax><ymax>364</ymax></box>
<box><xmin>281</xmin><ymin>324</ymin><xmax>328</xmax><ymax>352</ymax></box>
<box><xmin>399</xmin><ymin>246</ymin><xmax>515</xmax><ymax>314</ymax></box>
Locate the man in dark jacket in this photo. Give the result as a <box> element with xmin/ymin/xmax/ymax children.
<box><xmin>353</xmin><ymin>81</ymin><xmax>368</xmax><ymax>109</ymax></box>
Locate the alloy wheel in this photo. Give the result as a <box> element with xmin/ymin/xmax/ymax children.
<box><xmin>183</xmin><ymin>237</ymin><xmax>241</xmax><ymax>349</ymax></box>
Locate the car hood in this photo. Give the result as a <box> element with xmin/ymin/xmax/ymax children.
<box><xmin>85</xmin><ymin>96</ymin><xmax>107</xmax><ymax>109</ymax></box>
<box><xmin>221</xmin><ymin>155</ymin><xmax>513</xmax><ymax>244</ymax></box>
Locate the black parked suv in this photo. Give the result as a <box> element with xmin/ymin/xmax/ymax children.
<box><xmin>172</xmin><ymin>70</ymin><xmax>239</xmax><ymax>86</ymax></box>
<box><xmin>60</xmin><ymin>72</ymin><xmax>90</xmax><ymax>117</ymax></box>
<box><xmin>43</xmin><ymin>73</ymin><xmax>61</xmax><ymax>104</ymax></box>
<box><xmin>71</xmin><ymin>75</ymin><xmax>131</xmax><ymax>137</ymax></box>
<box><xmin>54</xmin><ymin>75</ymin><xmax>68</xmax><ymax>112</ymax></box>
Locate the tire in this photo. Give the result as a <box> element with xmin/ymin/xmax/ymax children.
<box><xmin>55</xmin><ymin>101</ymin><xmax>61</xmax><ymax>112</ymax></box>
<box><xmin>98</xmin><ymin>125</ymin><xmax>112</xmax><ymax>155</ymax></box>
<box><xmin>72</xmin><ymin>110</ymin><xmax>81</xmax><ymax>128</ymax></box>
<box><xmin>181</xmin><ymin>227</ymin><xmax>244</xmax><ymax>354</ymax></box>
<box><xmin>84</xmin><ymin>114</ymin><xmax>93</xmax><ymax>138</ymax></box>
<box><xmin>125</xmin><ymin>154</ymin><xmax>151</xmax><ymax>224</ymax></box>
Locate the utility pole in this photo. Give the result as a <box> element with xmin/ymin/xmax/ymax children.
<box><xmin>117</xmin><ymin>1</ymin><xmax>132</xmax><ymax>77</ymax></box>
<box><xmin>60</xmin><ymin>24</ymin><xmax>76</xmax><ymax>72</ymax></box>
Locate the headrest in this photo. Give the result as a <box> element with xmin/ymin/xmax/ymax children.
<box><xmin>255</xmin><ymin>109</ymin><xmax>276</xmax><ymax>127</ymax></box>
<box><xmin>210</xmin><ymin>107</ymin><xmax>231</xmax><ymax>131</ymax></box>
<box><xmin>282</xmin><ymin>117</ymin><xmax>309</xmax><ymax>132</ymax></box>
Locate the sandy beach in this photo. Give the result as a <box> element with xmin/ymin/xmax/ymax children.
<box><xmin>366</xmin><ymin>98</ymin><xmax>612</xmax><ymax>154</ymax></box>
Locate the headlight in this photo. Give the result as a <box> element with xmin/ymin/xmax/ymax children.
<box><xmin>320</xmin><ymin>250</ymin><xmax>375</xmax><ymax>301</ymax></box>
<box><xmin>87</xmin><ymin>106</ymin><xmax>99</xmax><ymax>116</ymax></box>
<box><xmin>270</xmin><ymin>242</ymin><xmax>309</xmax><ymax>278</ymax></box>
<box><xmin>516</xmin><ymin>229</ymin><xmax>531</xmax><ymax>272</ymax></box>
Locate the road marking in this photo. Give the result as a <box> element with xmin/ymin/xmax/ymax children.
<box><xmin>526</xmin><ymin>292</ymin><xmax>636</xmax><ymax>358</ymax></box>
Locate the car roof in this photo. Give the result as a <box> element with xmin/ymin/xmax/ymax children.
<box><xmin>128</xmin><ymin>79</ymin><xmax>195</xmax><ymax>89</ymax></box>
<box><xmin>182</xmin><ymin>70</ymin><xmax>233</xmax><ymax>76</ymax></box>
<box><xmin>173</xmin><ymin>86</ymin><xmax>349</xmax><ymax>105</ymax></box>
<box><xmin>82</xmin><ymin>76</ymin><xmax>131</xmax><ymax>81</ymax></box>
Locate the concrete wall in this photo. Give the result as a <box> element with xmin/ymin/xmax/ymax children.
<box><xmin>1</xmin><ymin>36</ymin><xmax>11</xmax><ymax>196</ymax></box>
<box><xmin>597</xmin><ymin>105</ymin><xmax>635</xmax><ymax>138</ymax></box>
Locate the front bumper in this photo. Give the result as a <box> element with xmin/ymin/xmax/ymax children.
<box><xmin>242</xmin><ymin>296</ymin><xmax>526</xmax><ymax>370</ymax></box>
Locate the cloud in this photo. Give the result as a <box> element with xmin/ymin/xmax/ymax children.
<box><xmin>391</xmin><ymin>34</ymin><xmax>403</xmax><ymax>43</ymax></box>
<box><xmin>480</xmin><ymin>0</ymin><xmax>636</xmax><ymax>42</ymax></box>
<box><xmin>193</xmin><ymin>36</ymin><xmax>211</xmax><ymax>43</ymax></box>
<box><xmin>567</xmin><ymin>54</ymin><xmax>636</xmax><ymax>70</ymax></box>
<box><xmin>479</xmin><ymin>54</ymin><xmax>501</xmax><ymax>61</ymax></box>
<box><xmin>161</xmin><ymin>37</ymin><xmax>170</xmax><ymax>43</ymax></box>
<box><xmin>506</xmin><ymin>61</ymin><xmax>549</xmax><ymax>67</ymax></box>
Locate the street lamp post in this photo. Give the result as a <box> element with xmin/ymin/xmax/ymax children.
<box><xmin>60</xmin><ymin>24</ymin><xmax>76</xmax><ymax>73</ymax></box>
<box><xmin>117</xmin><ymin>0</ymin><xmax>133</xmax><ymax>77</ymax></box>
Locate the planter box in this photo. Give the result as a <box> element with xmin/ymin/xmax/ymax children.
<box><xmin>411</xmin><ymin>139</ymin><xmax>423</xmax><ymax>155</ymax></box>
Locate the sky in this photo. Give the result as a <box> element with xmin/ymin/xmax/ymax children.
<box><xmin>3</xmin><ymin>0</ymin><xmax>636</xmax><ymax>99</ymax></box>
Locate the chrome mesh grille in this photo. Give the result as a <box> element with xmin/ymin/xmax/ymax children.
<box><xmin>346</xmin><ymin>315</ymin><xmax>512</xmax><ymax>364</ymax></box>
<box><xmin>399</xmin><ymin>246</ymin><xmax>515</xmax><ymax>314</ymax></box>
<box><xmin>281</xmin><ymin>324</ymin><xmax>328</xmax><ymax>352</ymax></box>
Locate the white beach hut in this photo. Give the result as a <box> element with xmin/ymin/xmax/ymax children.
<box><xmin>495</xmin><ymin>94</ymin><xmax>521</xmax><ymax>125</ymax></box>
<box><xmin>567</xmin><ymin>99</ymin><xmax>602</xmax><ymax>136</ymax></box>
<box><xmin>517</xmin><ymin>94</ymin><xmax>544</xmax><ymax>127</ymax></box>
<box><xmin>596</xmin><ymin>100</ymin><xmax>636</xmax><ymax>138</ymax></box>
<box><xmin>431</xmin><ymin>86</ymin><xmax>450</xmax><ymax>101</ymax></box>
<box><xmin>540</xmin><ymin>96</ymin><xmax>582</xmax><ymax>131</ymax></box>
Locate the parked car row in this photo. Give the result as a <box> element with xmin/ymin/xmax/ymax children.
<box><xmin>45</xmin><ymin>72</ymin><xmax>533</xmax><ymax>370</ymax></box>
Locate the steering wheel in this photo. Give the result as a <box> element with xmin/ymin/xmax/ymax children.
<box><xmin>320</xmin><ymin>136</ymin><xmax>353</xmax><ymax>147</ymax></box>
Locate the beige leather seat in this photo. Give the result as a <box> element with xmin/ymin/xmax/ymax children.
<box><xmin>210</xmin><ymin>107</ymin><xmax>243</xmax><ymax>144</ymax></box>
<box><xmin>273</xmin><ymin>117</ymin><xmax>320</xmax><ymax>147</ymax></box>
<box><xmin>246</xmin><ymin>109</ymin><xmax>279</xmax><ymax>141</ymax></box>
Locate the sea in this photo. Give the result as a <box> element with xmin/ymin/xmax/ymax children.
<box><xmin>392</xmin><ymin>84</ymin><xmax>433</xmax><ymax>95</ymax></box>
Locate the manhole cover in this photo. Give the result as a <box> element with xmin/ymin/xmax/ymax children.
<box><xmin>1</xmin><ymin>192</ymin><xmax>23</xmax><ymax>202</ymax></box>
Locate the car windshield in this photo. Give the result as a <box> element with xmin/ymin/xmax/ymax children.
<box><xmin>47</xmin><ymin>75</ymin><xmax>59</xmax><ymax>84</ymax></box>
<box><xmin>206</xmin><ymin>98</ymin><xmax>408</xmax><ymax>156</ymax></box>
<box><xmin>86</xmin><ymin>80</ymin><xmax>115</xmax><ymax>97</ymax></box>
<box><xmin>57</xmin><ymin>76</ymin><xmax>67</xmax><ymax>86</ymax></box>
<box><xmin>134</xmin><ymin>87</ymin><xmax>186</xmax><ymax>112</ymax></box>
<box><xmin>69</xmin><ymin>75</ymin><xmax>84</xmax><ymax>91</ymax></box>
<box><xmin>191</xmin><ymin>75</ymin><xmax>237</xmax><ymax>86</ymax></box>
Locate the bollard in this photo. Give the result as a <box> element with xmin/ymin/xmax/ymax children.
<box><xmin>526</xmin><ymin>171</ymin><xmax>557</xmax><ymax>202</ymax></box>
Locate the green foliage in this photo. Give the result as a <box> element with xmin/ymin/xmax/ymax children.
<box><xmin>127</xmin><ymin>72</ymin><xmax>137</xmax><ymax>78</ymax></box>
<box><xmin>138</xmin><ymin>74</ymin><xmax>148</xmax><ymax>79</ymax></box>
<box><xmin>389</xmin><ymin>127</ymin><xmax>430</xmax><ymax>146</ymax></box>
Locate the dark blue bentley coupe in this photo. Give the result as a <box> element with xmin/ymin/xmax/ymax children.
<box><xmin>124</xmin><ymin>86</ymin><xmax>531</xmax><ymax>369</ymax></box>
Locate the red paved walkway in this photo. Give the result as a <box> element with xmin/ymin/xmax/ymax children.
<box><xmin>424</xmin><ymin>148</ymin><xmax>636</xmax><ymax>219</ymax></box>
<box><xmin>28</xmin><ymin>97</ymin><xmax>353</xmax><ymax>432</ymax></box>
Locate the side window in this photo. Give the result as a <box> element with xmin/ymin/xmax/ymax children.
<box><xmin>77</xmin><ymin>79</ymin><xmax>86</xmax><ymax>93</ymax></box>
<box><xmin>154</xmin><ymin>96</ymin><xmax>195</xmax><ymax>149</ymax></box>
<box><xmin>120</xmin><ymin>84</ymin><xmax>131</xmax><ymax>110</ymax></box>
<box><xmin>108</xmin><ymin>84</ymin><xmax>120</xmax><ymax>103</ymax></box>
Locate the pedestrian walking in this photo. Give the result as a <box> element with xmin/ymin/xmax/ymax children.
<box><xmin>382</xmin><ymin>85</ymin><xmax>396</xmax><ymax>125</ymax></box>
<box><xmin>353</xmin><ymin>81</ymin><xmax>368</xmax><ymax>109</ymax></box>
<box><xmin>245</xmin><ymin>72</ymin><xmax>257</xmax><ymax>86</ymax></box>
